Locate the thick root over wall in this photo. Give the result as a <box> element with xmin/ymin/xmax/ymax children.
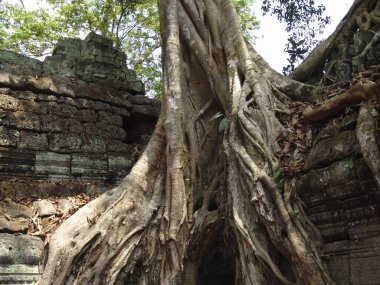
<box><xmin>37</xmin><ymin>0</ymin><xmax>379</xmax><ymax>284</ymax></box>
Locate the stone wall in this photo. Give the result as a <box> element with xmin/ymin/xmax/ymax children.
<box><xmin>0</xmin><ymin>33</ymin><xmax>159</xmax><ymax>197</ymax></box>
<box><xmin>0</xmin><ymin>33</ymin><xmax>159</xmax><ymax>284</ymax></box>
<box><xmin>298</xmin><ymin>107</ymin><xmax>380</xmax><ymax>284</ymax></box>
<box><xmin>323</xmin><ymin>28</ymin><xmax>380</xmax><ymax>84</ymax></box>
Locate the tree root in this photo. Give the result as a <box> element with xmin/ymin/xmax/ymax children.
<box><xmin>356</xmin><ymin>105</ymin><xmax>380</xmax><ymax>190</ymax></box>
<box><xmin>303</xmin><ymin>81</ymin><xmax>380</xmax><ymax>122</ymax></box>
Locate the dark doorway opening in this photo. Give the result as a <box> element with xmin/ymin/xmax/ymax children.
<box><xmin>122</xmin><ymin>113</ymin><xmax>156</xmax><ymax>144</ymax></box>
<box><xmin>197</xmin><ymin>236</ymin><xmax>235</xmax><ymax>285</ymax></box>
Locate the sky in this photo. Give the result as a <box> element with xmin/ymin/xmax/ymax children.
<box><xmin>7</xmin><ymin>0</ymin><xmax>354</xmax><ymax>73</ymax></box>
<box><xmin>251</xmin><ymin>0</ymin><xmax>355</xmax><ymax>72</ymax></box>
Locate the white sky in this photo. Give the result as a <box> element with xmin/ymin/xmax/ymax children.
<box><xmin>252</xmin><ymin>0</ymin><xmax>354</xmax><ymax>72</ymax></box>
<box><xmin>7</xmin><ymin>0</ymin><xmax>354</xmax><ymax>72</ymax></box>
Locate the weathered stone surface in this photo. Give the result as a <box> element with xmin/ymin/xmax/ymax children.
<box><xmin>0</xmin><ymin>263</ymin><xmax>41</xmax><ymax>284</ymax></box>
<box><xmin>77</xmin><ymin>109</ymin><xmax>97</xmax><ymax>122</ymax></box>
<box><xmin>107</xmin><ymin>140</ymin><xmax>131</xmax><ymax>153</ymax></box>
<box><xmin>354</xmin><ymin>29</ymin><xmax>373</xmax><ymax>54</ymax></box>
<box><xmin>0</xmin><ymin>126</ymin><xmax>19</xmax><ymax>146</ymax></box>
<box><xmin>0</xmin><ymin>199</ymin><xmax>33</xmax><ymax>220</ymax></box>
<box><xmin>0</xmin><ymin>111</ymin><xmax>40</xmax><ymax>131</ymax></box>
<box><xmin>49</xmin><ymin>133</ymin><xmax>82</xmax><ymax>152</ymax></box>
<box><xmin>0</xmin><ymin>199</ymin><xmax>32</xmax><ymax>233</ymax></box>
<box><xmin>19</xmin><ymin>131</ymin><xmax>48</xmax><ymax>150</ymax></box>
<box><xmin>57</xmin><ymin>198</ymin><xmax>74</xmax><ymax>213</ymax></box>
<box><xmin>304</xmin><ymin>130</ymin><xmax>357</xmax><ymax>171</ymax></box>
<box><xmin>81</xmin><ymin>137</ymin><xmax>107</xmax><ymax>153</ymax></box>
<box><xmin>108</xmin><ymin>156</ymin><xmax>133</xmax><ymax>172</ymax></box>
<box><xmin>128</xmin><ymin>94</ymin><xmax>159</xmax><ymax>106</ymax></box>
<box><xmin>132</xmin><ymin>104</ymin><xmax>160</xmax><ymax>120</ymax></box>
<box><xmin>0</xmin><ymin>35</ymin><xmax>158</xmax><ymax>261</ymax></box>
<box><xmin>35</xmin><ymin>152</ymin><xmax>71</xmax><ymax>175</ymax></box>
<box><xmin>71</xmin><ymin>155</ymin><xmax>108</xmax><ymax>176</ymax></box>
<box><xmin>0</xmin><ymin>148</ymin><xmax>35</xmax><ymax>176</ymax></box>
<box><xmin>97</xmin><ymin>111</ymin><xmax>123</xmax><ymax>126</ymax></box>
<box><xmin>0</xmin><ymin>217</ymin><xmax>29</xmax><ymax>233</ymax></box>
<box><xmin>63</xmin><ymin>118</ymin><xmax>83</xmax><ymax>133</ymax></box>
<box><xmin>0</xmin><ymin>50</ymin><xmax>42</xmax><ymax>72</ymax></box>
<box><xmin>0</xmin><ymin>180</ymin><xmax>107</xmax><ymax>199</ymax></box>
<box><xmin>41</xmin><ymin>32</ymin><xmax>144</xmax><ymax>94</ymax></box>
<box><xmin>39</xmin><ymin>115</ymin><xmax>64</xmax><ymax>132</ymax></box>
<box><xmin>33</xmin><ymin>200</ymin><xmax>57</xmax><ymax>217</ymax></box>
<box><xmin>324</xmin><ymin>236</ymin><xmax>380</xmax><ymax>285</ymax></box>
<box><xmin>0</xmin><ymin>94</ymin><xmax>20</xmax><ymax>111</ymax></box>
<box><xmin>0</xmin><ymin>233</ymin><xmax>43</xmax><ymax>263</ymax></box>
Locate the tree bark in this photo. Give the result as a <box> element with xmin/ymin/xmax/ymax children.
<box><xmin>37</xmin><ymin>0</ymin><xmax>378</xmax><ymax>284</ymax></box>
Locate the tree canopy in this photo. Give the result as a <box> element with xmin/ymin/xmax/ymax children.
<box><xmin>0</xmin><ymin>0</ymin><xmax>330</xmax><ymax>96</ymax></box>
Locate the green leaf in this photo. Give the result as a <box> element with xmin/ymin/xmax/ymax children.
<box><xmin>218</xmin><ymin>118</ymin><xmax>230</xmax><ymax>133</ymax></box>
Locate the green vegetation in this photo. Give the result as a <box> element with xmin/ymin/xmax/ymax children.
<box><xmin>0</xmin><ymin>0</ymin><xmax>329</xmax><ymax>95</ymax></box>
<box><xmin>262</xmin><ymin>0</ymin><xmax>330</xmax><ymax>74</ymax></box>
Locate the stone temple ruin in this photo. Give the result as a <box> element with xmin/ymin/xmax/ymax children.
<box><xmin>0</xmin><ymin>32</ymin><xmax>159</xmax><ymax>284</ymax></box>
<box><xmin>0</xmin><ymin>28</ymin><xmax>380</xmax><ymax>285</ymax></box>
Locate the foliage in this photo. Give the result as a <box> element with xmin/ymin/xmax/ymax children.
<box><xmin>233</xmin><ymin>0</ymin><xmax>260</xmax><ymax>41</ymax></box>
<box><xmin>0</xmin><ymin>0</ymin><xmax>330</xmax><ymax>94</ymax></box>
<box><xmin>0</xmin><ymin>2</ymin><xmax>67</xmax><ymax>57</ymax></box>
<box><xmin>1</xmin><ymin>0</ymin><xmax>161</xmax><ymax>96</ymax></box>
<box><xmin>261</xmin><ymin>0</ymin><xmax>330</xmax><ymax>75</ymax></box>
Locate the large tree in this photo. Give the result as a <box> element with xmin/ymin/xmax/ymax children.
<box><xmin>37</xmin><ymin>0</ymin><xmax>379</xmax><ymax>284</ymax></box>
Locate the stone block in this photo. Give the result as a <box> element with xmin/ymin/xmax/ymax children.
<box><xmin>111</xmin><ymin>106</ymin><xmax>130</xmax><ymax>117</ymax></box>
<box><xmin>350</xmin><ymin>239</ymin><xmax>380</xmax><ymax>284</ymax></box>
<box><xmin>71</xmin><ymin>155</ymin><xmax>108</xmax><ymax>176</ymax></box>
<box><xmin>0</xmin><ymin>216</ymin><xmax>29</xmax><ymax>233</ymax></box>
<box><xmin>128</xmin><ymin>94</ymin><xmax>159</xmax><ymax>106</ymax></box>
<box><xmin>99</xmin><ymin>124</ymin><xmax>126</xmax><ymax>140</ymax></box>
<box><xmin>107</xmin><ymin>141</ymin><xmax>131</xmax><ymax>153</ymax></box>
<box><xmin>19</xmin><ymin>99</ymin><xmax>40</xmax><ymax>114</ymax></box>
<box><xmin>119</xmin><ymin>80</ymin><xmax>145</xmax><ymax>94</ymax></box>
<box><xmin>56</xmin><ymin>103</ymin><xmax>77</xmax><ymax>118</ymax></box>
<box><xmin>325</xmin><ymin>253</ymin><xmax>351</xmax><ymax>285</ymax></box>
<box><xmin>40</xmin><ymin>115</ymin><xmax>64</xmax><ymax>132</ymax></box>
<box><xmin>0</xmin><ymin>94</ymin><xmax>20</xmax><ymax>111</ymax></box>
<box><xmin>0</xmin><ymin>111</ymin><xmax>40</xmax><ymax>131</ymax></box>
<box><xmin>19</xmin><ymin>131</ymin><xmax>48</xmax><ymax>150</ymax></box>
<box><xmin>49</xmin><ymin>133</ymin><xmax>82</xmax><ymax>152</ymax></box>
<box><xmin>81</xmin><ymin>136</ymin><xmax>107</xmax><ymax>153</ymax></box>
<box><xmin>97</xmin><ymin>111</ymin><xmax>123</xmax><ymax>126</ymax></box>
<box><xmin>77</xmin><ymin>109</ymin><xmax>97</xmax><ymax>122</ymax></box>
<box><xmin>132</xmin><ymin>104</ymin><xmax>160</xmax><ymax>120</ymax></box>
<box><xmin>0</xmin><ymin>233</ymin><xmax>43</xmax><ymax>265</ymax></box>
<box><xmin>84</xmin><ymin>32</ymin><xmax>113</xmax><ymax>47</ymax></box>
<box><xmin>35</xmin><ymin>152</ymin><xmax>70</xmax><ymax>176</ymax></box>
<box><xmin>0</xmin><ymin>126</ymin><xmax>19</xmax><ymax>146</ymax></box>
<box><xmin>108</xmin><ymin>156</ymin><xmax>133</xmax><ymax>172</ymax></box>
<box><xmin>0</xmin><ymin>50</ymin><xmax>42</xmax><ymax>71</ymax></box>
<box><xmin>0</xmin><ymin>148</ymin><xmax>35</xmax><ymax>175</ymax></box>
<box><xmin>122</xmin><ymin>68</ymin><xmax>137</xmax><ymax>81</ymax></box>
<box><xmin>63</xmin><ymin>118</ymin><xmax>83</xmax><ymax>133</ymax></box>
<box><xmin>304</xmin><ymin>131</ymin><xmax>357</xmax><ymax>171</ymax></box>
<box><xmin>0</xmin><ymin>264</ymin><xmax>41</xmax><ymax>284</ymax></box>
<box><xmin>299</xmin><ymin>158</ymin><xmax>374</xmax><ymax>205</ymax></box>
<box><xmin>57</xmin><ymin>198</ymin><xmax>74</xmax><ymax>213</ymax></box>
<box><xmin>0</xmin><ymin>199</ymin><xmax>33</xmax><ymax>220</ymax></box>
<box><xmin>33</xmin><ymin>199</ymin><xmax>57</xmax><ymax>217</ymax></box>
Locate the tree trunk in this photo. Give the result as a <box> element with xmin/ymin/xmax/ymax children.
<box><xmin>37</xmin><ymin>0</ymin><xmax>377</xmax><ymax>284</ymax></box>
